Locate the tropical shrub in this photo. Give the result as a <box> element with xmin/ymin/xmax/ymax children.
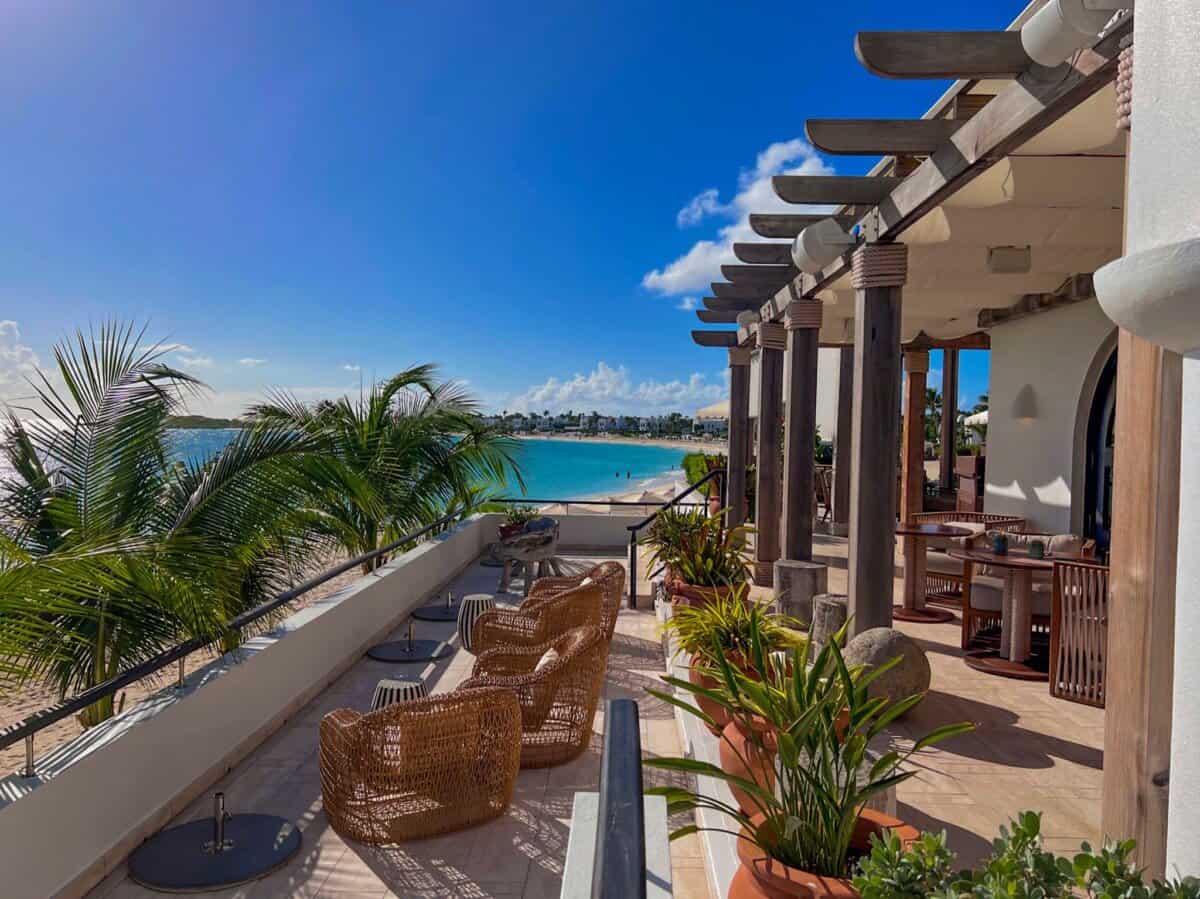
<box><xmin>0</xmin><ymin>324</ymin><xmax>319</xmax><ymax>725</ymax></box>
<box><xmin>647</xmin><ymin>621</ymin><xmax>972</xmax><ymax>878</ymax></box>
<box><xmin>663</xmin><ymin>584</ymin><xmax>799</xmax><ymax>664</ymax></box>
<box><xmin>642</xmin><ymin>506</ymin><xmax>751</xmax><ymax>588</ymax></box>
<box><xmin>853</xmin><ymin>811</ymin><xmax>1200</xmax><ymax>898</ymax></box>
<box><xmin>250</xmin><ymin>365</ymin><xmax>523</xmax><ymax>572</ymax></box>
<box><xmin>502</xmin><ymin>505</ymin><xmax>539</xmax><ymax>528</ymax></box>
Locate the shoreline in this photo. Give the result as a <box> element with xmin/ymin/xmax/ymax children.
<box><xmin>515</xmin><ymin>432</ymin><xmax>727</xmax><ymax>455</ymax></box>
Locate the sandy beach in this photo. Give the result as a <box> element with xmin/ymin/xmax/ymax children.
<box><xmin>516</xmin><ymin>432</ymin><xmax>728</xmax><ymax>455</ymax></box>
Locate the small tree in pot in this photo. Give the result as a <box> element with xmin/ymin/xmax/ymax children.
<box><xmin>648</xmin><ymin>627</ymin><xmax>973</xmax><ymax>899</ymax></box>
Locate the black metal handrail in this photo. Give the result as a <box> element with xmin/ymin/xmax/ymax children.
<box><xmin>625</xmin><ymin>468</ymin><xmax>725</xmax><ymax>609</ymax></box>
<box><xmin>489</xmin><ymin>498</ymin><xmax>704</xmax><ymax>508</ymax></box>
<box><xmin>0</xmin><ymin>509</ymin><xmax>465</xmax><ymax>773</ymax></box>
<box><xmin>591</xmin><ymin>698</ymin><xmax>646</xmax><ymax>899</ymax></box>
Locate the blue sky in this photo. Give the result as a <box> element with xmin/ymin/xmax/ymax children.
<box><xmin>0</xmin><ymin>1</ymin><xmax>1010</xmax><ymax>418</ymax></box>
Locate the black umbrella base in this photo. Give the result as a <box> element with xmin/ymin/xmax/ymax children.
<box><xmin>128</xmin><ymin>814</ymin><xmax>301</xmax><ymax>893</ymax></box>
<box><xmin>411</xmin><ymin>601</ymin><xmax>462</xmax><ymax>622</ymax></box>
<box><xmin>366</xmin><ymin>639</ymin><xmax>453</xmax><ymax>663</ymax></box>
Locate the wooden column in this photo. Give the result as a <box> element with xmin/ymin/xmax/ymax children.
<box><xmin>901</xmin><ymin>350</ymin><xmax>929</xmax><ymax>523</ymax></box>
<box><xmin>831</xmin><ymin>346</ymin><xmax>853</xmax><ymax>537</ymax></box>
<box><xmin>753</xmin><ymin>323</ymin><xmax>786</xmax><ymax>585</ymax></box>
<box><xmin>939</xmin><ymin>348</ymin><xmax>959</xmax><ymax>491</ymax></box>
<box><xmin>847</xmin><ymin>243</ymin><xmax>906</xmax><ymax>636</ymax></box>
<box><xmin>781</xmin><ymin>301</ymin><xmax>823</xmax><ymax>562</ymax></box>
<box><xmin>725</xmin><ymin>346</ymin><xmax>752</xmax><ymax>530</ymax></box>
<box><xmin>1102</xmin><ymin>332</ymin><xmax>1181</xmax><ymax>876</ymax></box>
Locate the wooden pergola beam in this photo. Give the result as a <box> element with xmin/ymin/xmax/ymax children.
<box><xmin>721</xmin><ymin>263</ymin><xmax>799</xmax><ymax>285</ymax></box>
<box><xmin>854</xmin><ymin>31</ymin><xmax>1031</xmax><ymax>79</ymax></box>
<box><xmin>797</xmin><ymin>17</ymin><xmax>1130</xmax><ymax>305</ymax></box>
<box><xmin>977</xmin><ymin>274</ymin><xmax>1095</xmax><ymax>329</ymax></box>
<box><xmin>904</xmin><ymin>330</ymin><xmax>992</xmax><ymax>351</ymax></box>
<box><xmin>749</xmin><ymin>214</ymin><xmax>854</xmax><ymax>239</ymax></box>
<box><xmin>773</xmin><ymin>175</ymin><xmax>904</xmax><ymax>206</ymax></box>
<box><xmin>702</xmin><ymin>296</ymin><xmax>761</xmax><ymax>313</ymax></box>
<box><xmin>712</xmin><ymin>282</ymin><xmax>774</xmax><ymax>301</ymax></box>
<box><xmin>691</xmin><ymin>330</ymin><xmax>739</xmax><ymax>348</ymax></box>
<box><xmin>695</xmin><ymin>309</ymin><xmax>740</xmax><ymax>324</ymax></box>
<box><xmin>806</xmin><ymin>118</ymin><xmax>963</xmax><ymax>155</ymax></box>
<box><xmin>733</xmin><ymin>242</ymin><xmax>793</xmax><ymax>265</ymax></box>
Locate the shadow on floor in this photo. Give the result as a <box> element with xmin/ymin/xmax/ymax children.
<box><xmin>897</xmin><ymin>801</ymin><xmax>994</xmax><ymax>869</ymax></box>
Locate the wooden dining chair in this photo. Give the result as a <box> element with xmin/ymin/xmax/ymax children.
<box><xmin>1049</xmin><ymin>559</ymin><xmax>1109</xmax><ymax>708</ymax></box>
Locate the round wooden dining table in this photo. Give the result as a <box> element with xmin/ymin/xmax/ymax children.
<box><xmin>894</xmin><ymin>522</ymin><xmax>972</xmax><ymax>624</ymax></box>
<box><xmin>946</xmin><ymin>547</ymin><xmax>1082</xmax><ymax>680</ymax></box>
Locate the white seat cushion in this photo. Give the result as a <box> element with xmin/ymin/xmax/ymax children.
<box><xmin>926</xmin><ymin>551</ymin><xmax>963</xmax><ymax>576</ymax></box>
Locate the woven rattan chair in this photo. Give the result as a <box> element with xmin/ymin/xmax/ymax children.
<box><xmin>319</xmin><ymin>687</ymin><xmax>521</xmax><ymax>844</ymax></box>
<box><xmin>470</xmin><ymin>580</ymin><xmax>603</xmax><ymax>656</ymax></box>
<box><xmin>527</xmin><ymin>561</ymin><xmax>626</xmax><ymax>641</ymax></box>
<box><xmin>458</xmin><ymin>625</ymin><xmax>608</xmax><ymax>768</ymax></box>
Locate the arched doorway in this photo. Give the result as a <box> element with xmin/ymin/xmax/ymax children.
<box><xmin>1083</xmin><ymin>348</ymin><xmax>1118</xmax><ymax>555</ymax></box>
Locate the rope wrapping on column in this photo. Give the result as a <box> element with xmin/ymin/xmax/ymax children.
<box><xmin>757</xmin><ymin>322</ymin><xmax>788</xmax><ymax>351</ymax></box>
<box><xmin>784</xmin><ymin>300</ymin><xmax>823</xmax><ymax>330</ymax></box>
<box><xmin>1116</xmin><ymin>41</ymin><xmax>1132</xmax><ymax>132</ymax></box>
<box><xmin>851</xmin><ymin>243</ymin><xmax>907</xmax><ymax>289</ymax></box>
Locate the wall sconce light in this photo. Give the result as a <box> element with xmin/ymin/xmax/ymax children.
<box><xmin>1011</xmin><ymin>384</ymin><xmax>1039</xmax><ymax>421</ymax></box>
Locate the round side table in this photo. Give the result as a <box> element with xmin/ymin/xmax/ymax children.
<box><xmin>370</xmin><ymin>677</ymin><xmax>429</xmax><ymax>711</ymax></box>
<box><xmin>457</xmin><ymin>593</ymin><xmax>496</xmax><ymax>653</ymax></box>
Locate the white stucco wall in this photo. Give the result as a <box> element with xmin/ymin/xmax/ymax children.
<box><xmin>984</xmin><ymin>299</ymin><xmax>1117</xmax><ymax>533</ymax></box>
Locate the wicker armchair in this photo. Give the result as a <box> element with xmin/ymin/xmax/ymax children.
<box><xmin>527</xmin><ymin>561</ymin><xmax>625</xmax><ymax>641</ymax></box>
<box><xmin>458</xmin><ymin>625</ymin><xmax>608</xmax><ymax>768</ymax></box>
<box><xmin>470</xmin><ymin>580</ymin><xmax>603</xmax><ymax>656</ymax></box>
<box><xmin>912</xmin><ymin>511</ymin><xmax>1025</xmax><ymax>607</ymax></box>
<box><xmin>319</xmin><ymin>687</ymin><xmax>521</xmax><ymax>844</ymax></box>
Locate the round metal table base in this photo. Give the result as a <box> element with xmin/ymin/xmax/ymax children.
<box><xmin>127</xmin><ymin>814</ymin><xmax>301</xmax><ymax>893</ymax></box>
<box><xmin>410</xmin><ymin>602</ymin><xmax>462</xmax><ymax>622</ymax></box>
<box><xmin>892</xmin><ymin>604</ymin><xmax>956</xmax><ymax>624</ymax></box>
<box><xmin>366</xmin><ymin>640</ymin><xmax>453</xmax><ymax>663</ymax></box>
<box><xmin>963</xmin><ymin>649</ymin><xmax>1049</xmax><ymax>682</ymax></box>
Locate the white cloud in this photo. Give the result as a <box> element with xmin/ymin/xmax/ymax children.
<box><xmin>342</xmin><ymin>363</ymin><xmax>361</xmax><ymax>372</ymax></box>
<box><xmin>676</xmin><ymin>296</ymin><xmax>700</xmax><ymax>311</ymax></box>
<box><xmin>0</xmin><ymin>320</ymin><xmax>46</xmax><ymax>407</ymax></box>
<box><xmin>676</xmin><ymin>188</ymin><xmax>726</xmax><ymax>228</ymax></box>
<box><xmin>642</xmin><ymin>138</ymin><xmax>835</xmax><ymax>296</ymax></box>
<box><xmin>505</xmin><ymin>362</ymin><xmax>723</xmax><ymax>416</ymax></box>
<box><xmin>138</xmin><ymin>342</ymin><xmax>194</xmax><ymax>355</ymax></box>
<box><xmin>238</xmin><ymin>358</ymin><xmax>267</xmax><ymax>367</ymax></box>
<box><xmin>175</xmin><ymin>353</ymin><xmax>214</xmax><ymax>368</ymax></box>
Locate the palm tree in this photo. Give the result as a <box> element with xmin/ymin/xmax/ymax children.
<box><xmin>924</xmin><ymin>387</ymin><xmax>943</xmax><ymax>450</ymax></box>
<box><xmin>0</xmin><ymin>324</ymin><xmax>318</xmax><ymax>726</ymax></box>
<box><xmin>250</xmin><ymin>365</ymin><xmax>523</xmax><ymax>573</ymax></box>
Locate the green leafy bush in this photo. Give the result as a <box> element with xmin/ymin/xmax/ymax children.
<box><xmin>642</xmin><ymin>506</ymin><xmax>752</xmax><ymax>588</ymax></box>
<box><xmin>662</xmin><ymin>584</ymin><xmax>799</xmax><ymax>663</ymax></box>
<box><xmin>853</xmin><ymin>811</ymin><xmax>1200</xmax><ymax>899</ymax></box>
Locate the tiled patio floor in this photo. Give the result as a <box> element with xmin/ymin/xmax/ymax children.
<box><xmin>88</xmin><ymin>553</ymin><xmax>709</xmax><ymax>899</ymax></box>
<box><xmin>809</xmin><ymin>533</ymin><xmax>1105</xmax><ymax>865</ymax></box>
<box><xmin>88</xmin><ymin>535</ymin><xmax>1105</xmax><ymax>898</ymax></box>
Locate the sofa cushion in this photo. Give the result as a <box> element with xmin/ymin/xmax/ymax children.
<box><xmin>969</xmin><ymin>576</ymin><xmax>1051</xmax><ymax>616</ymax></box>
<box><xmin>925</xmin><ymin>520</ymin><xmax>987</xmax><ymax>551</ymax></box>
<box><xmin>926</xmin><ymin>550</ymin><xmax>964</xmax><ymax>577</ymax></box>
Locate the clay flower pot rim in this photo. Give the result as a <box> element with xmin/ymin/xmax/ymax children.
<box><xmin>735</xmin><ymin>809</ymin><xmax>919</xmax><ymax>899</ymax></box>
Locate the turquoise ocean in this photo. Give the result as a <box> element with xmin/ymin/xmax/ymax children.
<box><xmin>168</xmin><ymin>431</ymin><xmax>690</xmax><ymax>501</ymax></box>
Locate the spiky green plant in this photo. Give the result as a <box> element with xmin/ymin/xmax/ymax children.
<box><xmin>646</xmin><ymin>620</ymin><xmax>973</xmax><ymax>878</ymax></box>
<box><xmin>641</xmin><ymin>506</ymin><xmax>752</xmax><ymax>588</ymax></box>
<box><xmin>662</xmin><ymin>583</ymin><xmax>800</xmax><ymax>663</ymax></box>
<box><xmin>0</xmin><ymin>323</ymin><xmax>319</xmax><ymax>725</ymax></box>
<box><xmin>249</xmin><ymin>365</ymin><xmax>524</xmax><ymax>573</ymax></box>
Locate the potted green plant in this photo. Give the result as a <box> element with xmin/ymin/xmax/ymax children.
<box><xmin>498</xmin><ymin>504</ymin><xmax>538</xmax><ymax>540</ymax></box>
<box><xmin>663</xmin><ymin>586</ymin><xmax>800</xmax><ymax>736</ymax></box>
<box><xmin>643</xmin><ymin>506</ymin><xmax>752</xmax><ymax>607</ymax></box>
<box><xmin>853</xmin><ymin>811</ymin><xmax>1200</xmax><ymax>898</ymax></box>
<box><xmin>647</xmin><ymin>628</ymin><xmax>973</xmax><ymax>899</ymax></box>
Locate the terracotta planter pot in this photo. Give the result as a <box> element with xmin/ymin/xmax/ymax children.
<box><xmin>498</xmin><ymin>522</ymin><xmax>525</xmax><ymax>540</ymax></box>
<box><xmin>719</xmin><ymin>717</ymin><xmax>777</xmax><ymax>817</ymax></box>
<box><xmin>729</xmin><ymin>809</ymin><xmax>920</xmax><ymax>899</ymax></box>
<box><xmin>669</xmin><ymin>581</ymin><xmax>741</xmax><ymax>609</ymax></box>
<box><xmin>688</xmin><ymin>663</ymin><xmax>730</xmax><ymax>736</ymax></box>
